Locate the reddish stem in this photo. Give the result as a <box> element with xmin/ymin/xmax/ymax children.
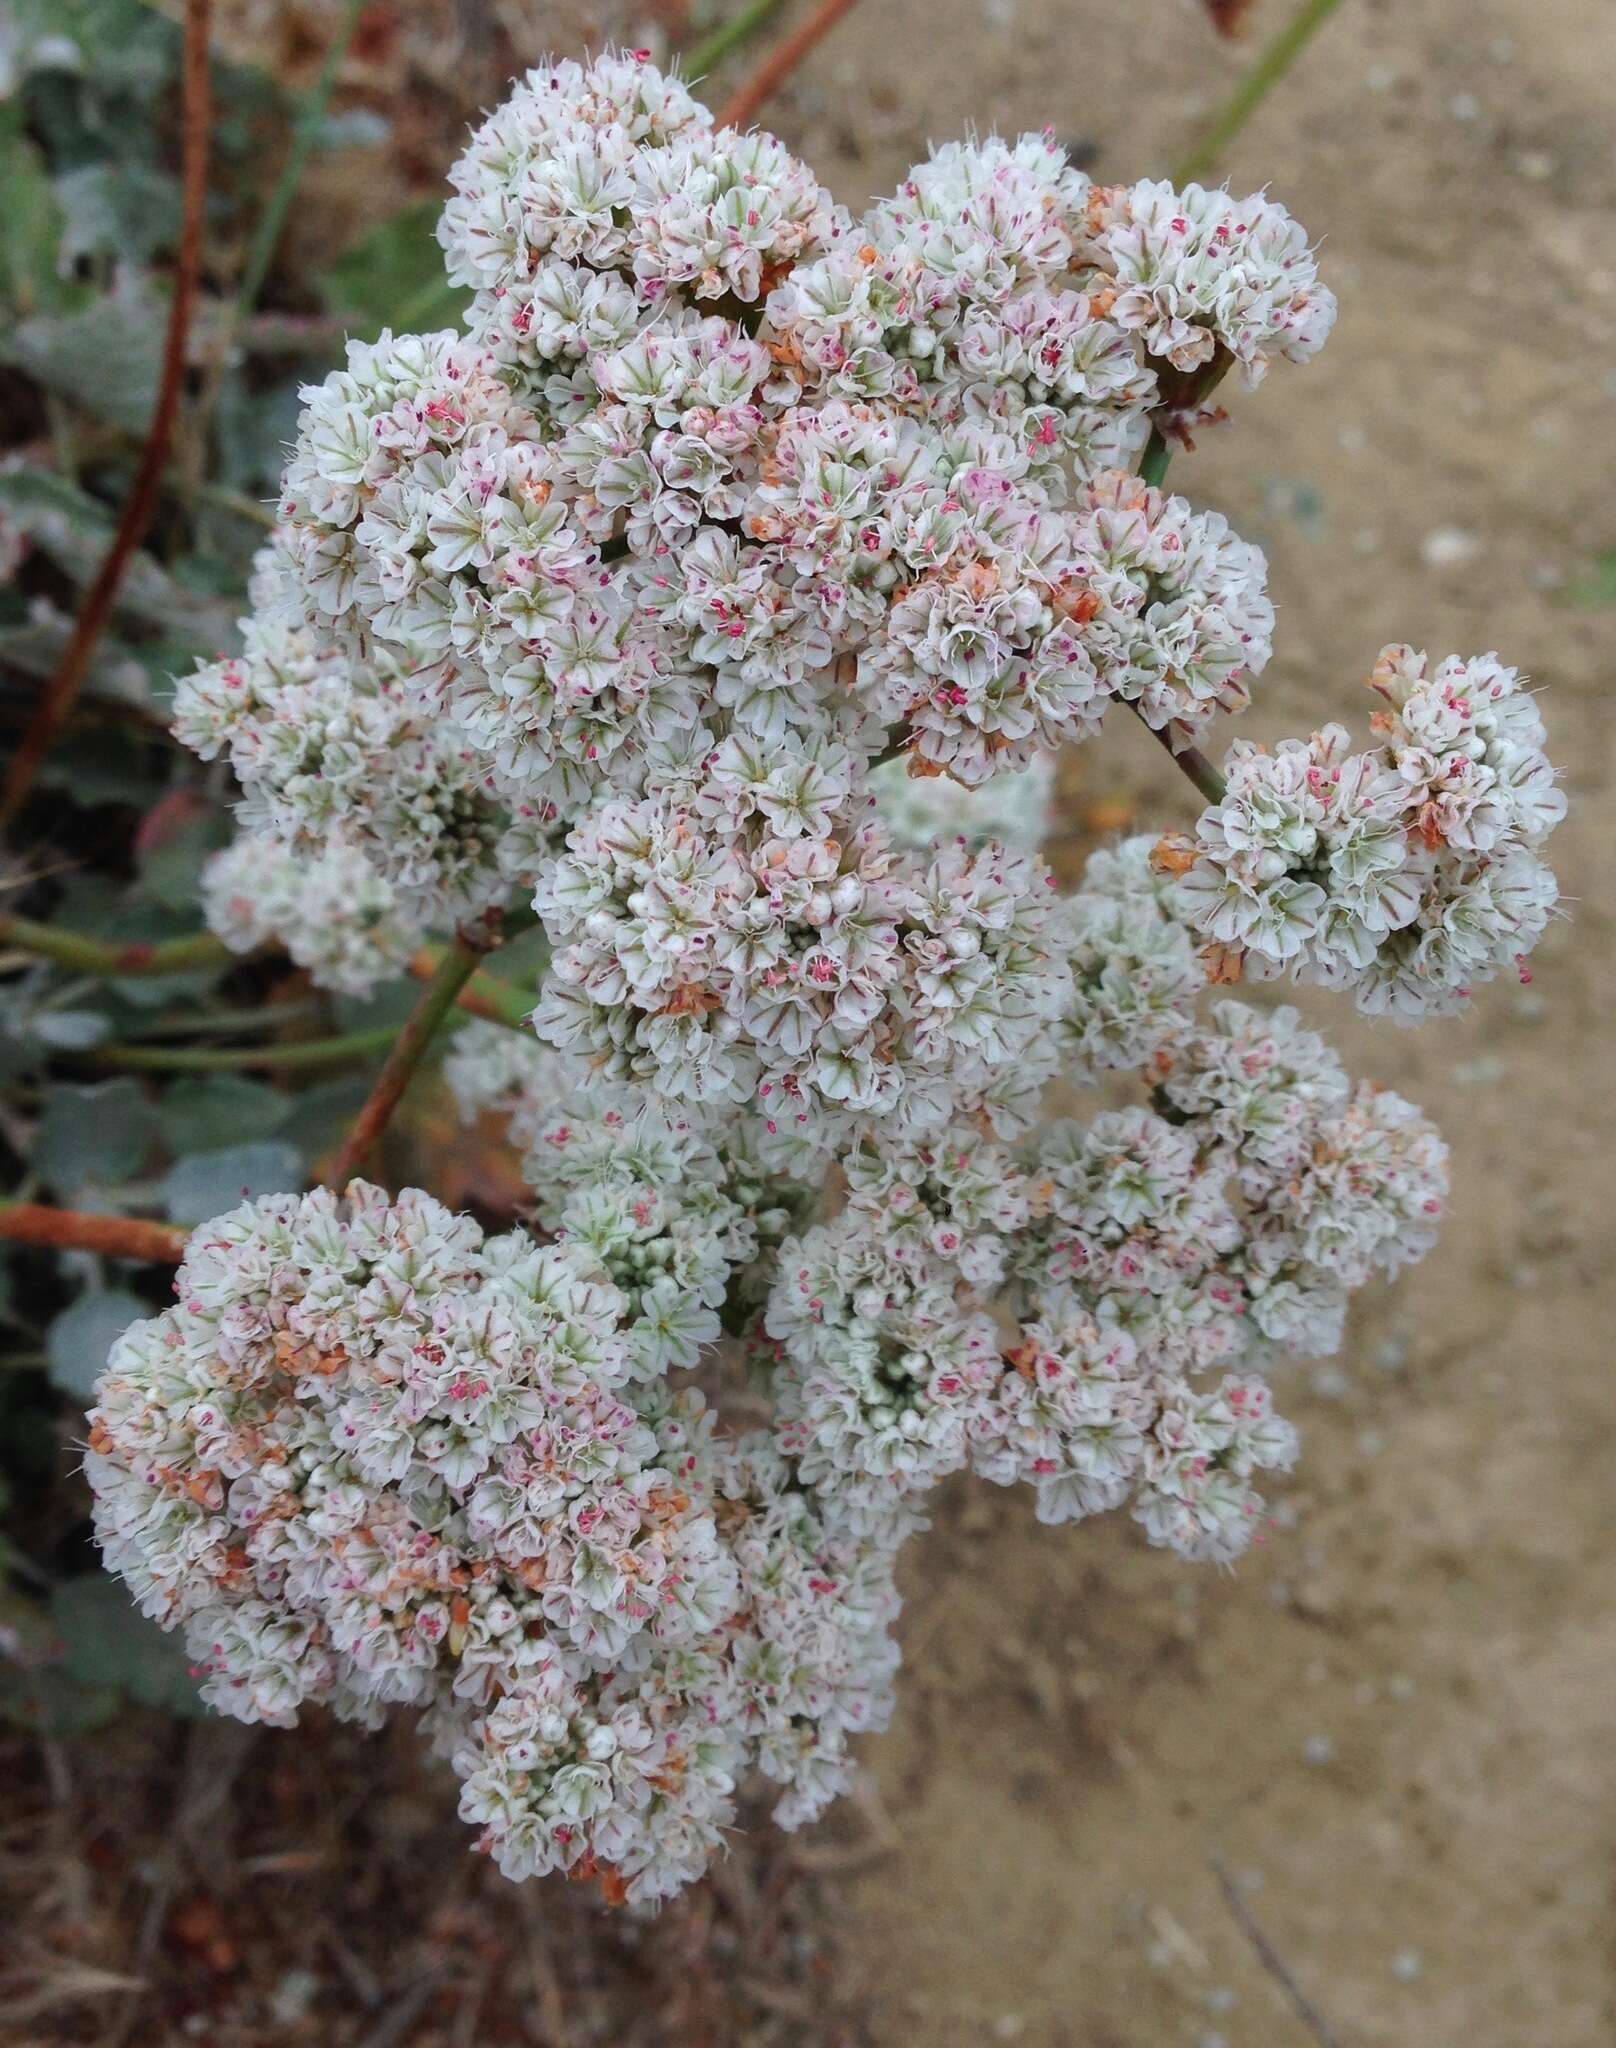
<box><xmin>0</xmin><ymin>1204</ymin><xmax>187</xmax><ymax>1264</ymax></box>
<box><xmin>324</xmin><ymin>934</ymin><xmax>486</xmax><ymax>1189</ymax></box>
<box><xmin>0</xmin><ymin>0</ymin><xmax>213</xmax><ymax>831</ymax></box>
<box><xmin>715</xmin><ymin>0</ymin><xmax>863</xmax><ymax>128</ymax></box>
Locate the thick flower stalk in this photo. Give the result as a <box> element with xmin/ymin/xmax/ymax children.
<box><xmin>85</xmin><ymin>52</ymin><xmax>1565</xmax><ymax>1905</ymax></box>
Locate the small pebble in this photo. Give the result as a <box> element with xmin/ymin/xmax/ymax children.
<box><xmin>1303</xmin><ymin>1733</ymin><xmax>1335</xmax><ymax>1766</ymax></box>
<box><xmin>1450</xmin><ymin>92</ymin><xmax>1481</xmax><ymax>121</ymax></box>
<box><xmin>269</xmin><ymin>1970</ymin><xmax>320</xmax><ymax>2025</ymax></box>
<box><xmin>1421</xmin><ymin>526</ymin><xmax>1480</xmax><ymax>568</ymax></box>
<box><xmin>1392</xmin><ymin>1948</ymin><xmax>1425</xmax><ymax>1983</ymax></box>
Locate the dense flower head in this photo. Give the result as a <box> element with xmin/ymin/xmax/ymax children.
<box><xmin>530</xmin><ymin>792</ymin><xmax>1071</xmax><ymax>1150</ymax></box>
<box><xmin>1172</xmin><ymin>647</ymin><xmax>1564</xmax><ymax>1015</ymax></box>
<box><xmin>201</xmin><ymin>832</ymin><xmax>420</xmax><ymax>996</ymax></box>
<box><xmin>85</xmin><ymin>1185</ymin><xmax>902</xmax><ymax>1904</ymax></box>
<box><xmin>1066</xmin><ymin>470</ymin><xmax>1274</xmax><ymax>740</ymax></box>
<box><xmin>247</xmin><ymin>50</ymin><xmax>1339</xmax><ymax>838</ymax></box>
<box><xmin>175</xmin><ymin>574</ymin><xmax>544</xmax><ymax>929</ymax></box>
<box><xmin>88</xmin><ymin>51</ymin><xmax>1566</xmax><ymax>1905</ymax></box>
<box><xmin>1051</xmin><ymin>834</ymin><xmax>1207</xmax><ymax>1082</ymax></box>
<box><xmin>1086</xmin><ymin>177</ymin><xmax>1337</xmax><ymax>384</ymax></box>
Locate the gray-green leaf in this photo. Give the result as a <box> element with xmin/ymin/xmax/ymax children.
<box><xmin>47</xmin><ymin>1286</ymin><xmax>148</xmax><ymax>1400</ymax></box>
<box><xmin>162</xmin><ymin>1140</ymin><xmax>302</xmax><ymax>1222</ymax></box>
<box><xmin>159</xmin><ymin>1075</ymin><xmax>288</xmax><ymax>1156</ymax></box>
<box><xmin>51</xmin><ymin>1574</ymin><xmax>206</xmax><ymax>1718</ymax></box>
<box><xmin>35</xmin><ymin>1077</ymin><xmax>160</xmax><ymax>1191</ymax></box>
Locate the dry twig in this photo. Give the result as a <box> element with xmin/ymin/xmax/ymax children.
<box><xmin>715</xmin><ymin>0</ymin><xmax>863</xmax><ymax>128</ymax></box>
<box><xmin>1209</xmin><ymin>1852</ymin><xmax>1344</xmax><ymax>2048</ymax></box>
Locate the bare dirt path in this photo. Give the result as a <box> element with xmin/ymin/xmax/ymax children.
<box><xmin>766</xmin><ymin>1</ymin><xmax>1616</xmax><ymax>2039</ymax></box>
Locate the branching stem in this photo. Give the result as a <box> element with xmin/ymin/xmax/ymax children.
<box><xmin>324</xmin><ymin>935</ymin><xmax>488</xmax><ymax>1188</ymax></box>
<box><xmin>0</xmin><ymin>0</ymin><xmax>213</xmax><ymax>830</ymax></box>
<box><xmin>0</xmin><ymin>1202</ymin><xmax>187</xmax><ymax>1264</ymax></box>
<box><xmin>83</xmin><ymin>1027</ymin><xmax>400</xmax><ymax>1074</ymax></box>
<box><xmin>1174</xmin><ymin>0</ymin><xmax>1348</xmax><ymax>187</ymax></box>
<box><xmin>715</xmin><ymin>0</ymin><xmax>864</xmax><ymax>128</ymax></box>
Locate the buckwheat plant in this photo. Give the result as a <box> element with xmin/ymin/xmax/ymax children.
<box><xmin>90</xmin><ymin>53</ymin><xmax>1563</xmax><ymax>1905</ymax></box>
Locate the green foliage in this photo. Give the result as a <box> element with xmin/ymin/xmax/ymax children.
<box><xmin>1</xmin><ymin>271</ymin><xmax>167</xmax><ymax>433</ymax></box>
<box><xmin>0</xmin><ymin>0</ymin><xmax>543</xmax><ymax>1743</ymax></box>
<box><xmin>161</xmin><ymin>1139</ymin><xmax>303</xmax><ymax>1221</ymax></box>
<box><xmin>34</xmin><ymin>1078</ymin><xmax>161</xmax><ymax>1193</ymax></box>
<box><xmin>158</xmin><ymin>1074</ymin><xmax>290</xmax><ymax>1154</ymax></box>
<box><xmin>1568</xmin><ymin>552</ymin><xmax>1616</xmax><ymax>607</ymax></box>
<box><xmin>51</xmin><ymin>1573</ymin><xmax>205</xmax><ymax>1717</ymax></box>
<box><xmin>47</xmin><ymin>1287</ymin><xmax>148</xmax><ymax>1400</ymax></box>
<box><xmin>320</xmin><ymin>198</ymin><xmax>470</xmax><ymax>340</ymax></box>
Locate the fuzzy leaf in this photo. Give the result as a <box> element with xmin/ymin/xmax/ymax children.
<box><xmin>161</xmin><ymin>1140</ymin><xmax>303</xmax><ymax>1222</ymax></box>
<box><xmin>35</xmin><ymin>1078</ymin><xmax>160</xmax><ymax>1191</ymax></box>
<box><xmin>0</xmin><ymin>272</ymin><xmax>164</xmax><ymax>433</ymax></box>
<box><xmin>159</xmin><ymin>1075</ymin><xmax>289</xmax><ymax>1156</ymax></box>
<box><xmin>51</xmin><ymin>1574</ymin><xmax>206</xmax><ymax>1718</ymax></box>
<box><xmin>47</xmin><ymin>1286</ymin><xmax>148</xmax><ymax>1401</ymax></box>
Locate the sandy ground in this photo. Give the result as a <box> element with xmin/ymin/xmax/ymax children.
<box><xmin>760</xmin><ymin>1</ymin><xmax>1615</xmax><ymax>2040</ymax></box>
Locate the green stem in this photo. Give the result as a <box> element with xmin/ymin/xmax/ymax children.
<box><xmin>235</xmin><ymin>0</ymin><xmax>365</xmax><ymax>322</ymax></box>
<box><xmin>686</xmin><ymin>0</ymin><xmax>789</xmax><ymax>80</ymax></box>
<box><xmin>190</xmin><ymin>479</ymin><xmax>277</xmax><ymax>529</ymax></box>
<box><xmin>1173</xmin><ymin>0</ymin><xmax>1347</xmax><ymax>186</ymax></box>
<box><xmin>325</xmin><ymin>939</ymin><xmax>484</xmax><ymax>1186</ymax></box>
<box><xmin>409</xmin><ymin>945</ymin><xmax>535</xmax><ymax>1031</ymax></box>
<box><xmin>124</xmin><ymin>998</ymin><xmax>324</xmax><ymax>1042</ymax></box>
<box><xmin>0</xmin><ymin>917</ymin><xmax>538</xmax><ymax>1031</ymax></box>
<box><xmin>81</xmin><ymin>1026</ymin><xmax>399</xmax><ymax>1074</ymax></box>
<box><xmin>0</xmin><ymin>916</ymin><xmax>233</xmax><ymax>979</ymax></box>
<box><xmin>1139</xmin><ymin>428</ymin><xmax>1173</xmax><ymax>490</ymax></box>
<box><xmin>1137</xmin><ymin>719</ymin><xmax>1228</xmax><ymax>807</ymax></box>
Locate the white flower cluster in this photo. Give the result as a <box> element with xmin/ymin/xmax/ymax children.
<box><xmin>86</xmin><ymin>1185</ymin><xmax>901</xmax><ymax>1903</ymax></box>
<box><xmin>1051</xmin><ymin>834</ymin><xmax>1207</xmax><ymax>1082</ymax></box>
<box><xmin>757</xmin><ymin>991</ymin><xmax>1446</xmax><ymax>1564</ymax></box>
<box><xmin>200</xmin><ymin>834</ymin><xmax>417</xmax><ymax>997</ymax></box>
<box><xmin>101</xmin><ymin>53</ymin><xmax>1565</xmax><ymax>1902</ymax></box>
<box><xmin>1086</xmin><ymin>177</ymin><xmax>1338</xmax><ymax>385</ymax></box>
<box><xmin>251</xmin><ymin>49</ymin><xmax>1311</xmax><ymax>832</ymax></box>
<box><xmin>532</xmin><ymin>795</ymin><xmax>1070</xmax><ymax>1150</ymax></box>
<box><xmin>1174</xmin><ymin>647</ymin><xmax>1565</xmax><ymax>1015</ymax></box>
<box><xmin>177</xmin><ymin>548</ymin><xmax>560</xmax><ymax>990</ymax></box>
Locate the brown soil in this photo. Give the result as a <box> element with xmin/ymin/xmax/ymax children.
<box><xmin>789</xmin><ymin>1</ymin><xmax>1616</xmax><ymax>2040</ymax></box>
<box><xmin>7</xmin><ymin>2</ymin><xmax>1613</xmax><ymax>2044</ymax></box>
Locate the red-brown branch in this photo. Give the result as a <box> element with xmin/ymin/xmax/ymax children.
<box><xmin>325</xmin><ymin>934</ymin><xmax>487</xmax><ymax>1189</ymax></box>
<box><xmin>0</xmin><ymin>1204</ymin><xmax>188</xmax><ymax>1264</ymax></box>
<box><xmin>715</xmin><ymin>0</ymin><xmax>863</xmax><ymax>128</ymax></box>
<box><xmin>0</xmin><ymin>0</ymin><xmax>213</xmax><ymax>831</ymax></box>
